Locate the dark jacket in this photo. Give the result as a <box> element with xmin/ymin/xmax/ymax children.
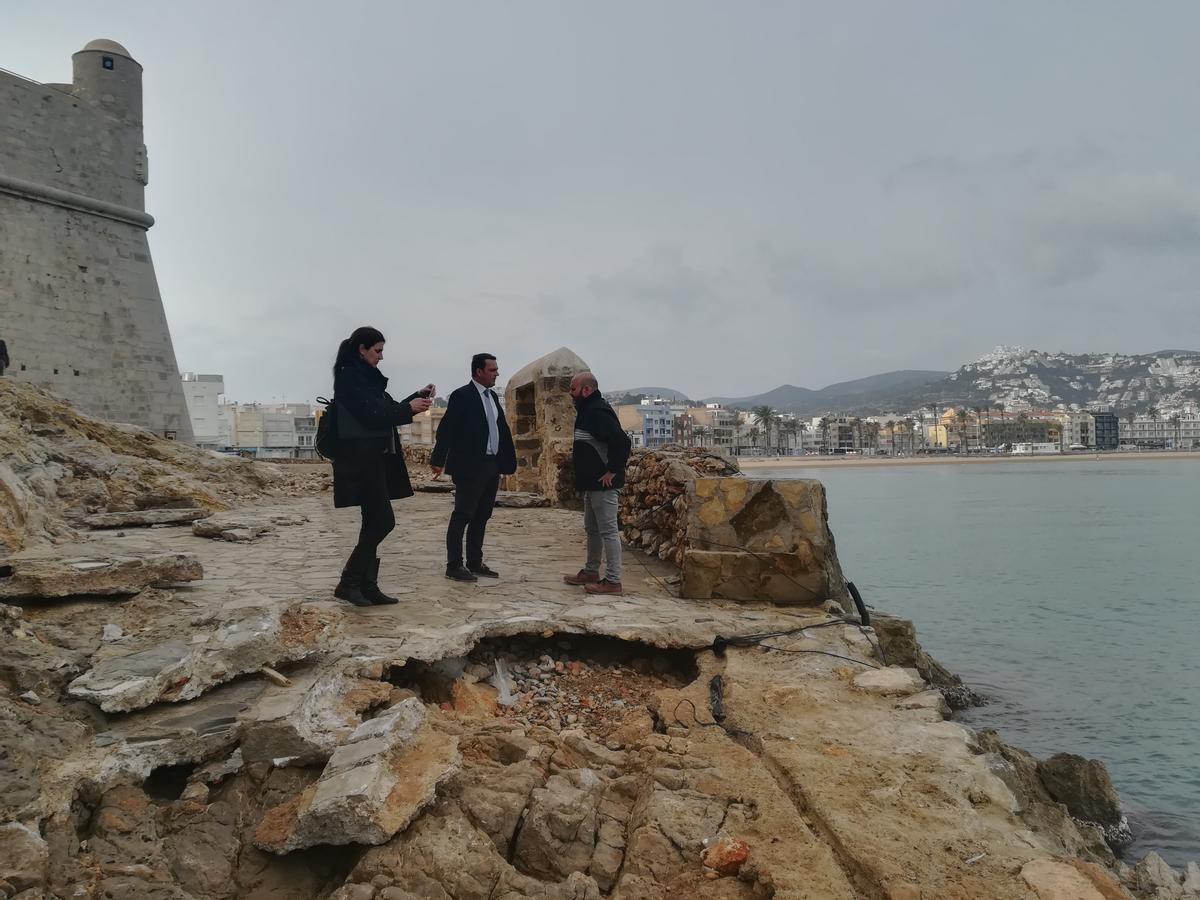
<box><xmin>430</xmin><ymin>382</ymin><xmax>516</xmax><ymax>479</ymax></box>
<box><xmin>331</xmin><ymin>358</ymin><xmax>418</xmax><ymax>508</ymax></box>
<box><xmin>572</xmin><ymin>392</ymin><xmax>632</xmax><ymax>490</ymax></box>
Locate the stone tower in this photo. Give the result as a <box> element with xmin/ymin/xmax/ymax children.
<box><xmin>0</xmin><ymin>40</ymin><xmax>194</xmax><ymax>441</ymax></box>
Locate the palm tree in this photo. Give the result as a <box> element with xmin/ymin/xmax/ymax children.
<box><xmin>972</xmin><ymin>406</ymin><xmax>984</xmax><ymax>453</ymax></box>
<box><xmin>990</xmin><ymin>402</ymin><xmax>1005</xmax><ymax>449</ymax></box>
<box><xmin>914</xmin><ymin>411</ymin><xmax>926</xmax><ymax>452</ymax></box>
<box><xmin>779</xmin><ymin>418</ymin><xmax>799</xmax><ymax>454</ymax></box>
<box><xmin>955</xmin><ymin>408</ymin><xmax>970</xmax><ymax>453</ymax></box>
<box><xmin>866</xmin><ymin>421</ymin><xmax>881</xmax><ymax>454</ymax></box>
<box><xmin>819</xmin><ymin>416</ymin><xmax>834</xmax><ymax>454</ymax></box>
<box><xmin>1123</xmin><ymin>409</ymin><xmax>1136</xmax><ymax>446</ymax></box>
<box><xmin>693</xmin><ymin>424</ymin><xmax>710</xmax><ymax>449</ymax></box>
<box><xmin>746</xmin><ymin>425</ymin><xmax>760</xmax><ymax>453</ymax></box>
<box><xmin>849</xmin><ymin>417</ymin><xmax>863</xmax><ymax>451</ymax></box>
<box><xmin>751</xmin><ymin>405</ymin><xmax>777</xmax><ymax>452</ymax></box>
<box><xmin>1170</xmin><ymin>413</ymin><xmax>1182</xmax><ymax>449</ymax></box>
<box><xmin>796</xmin><ymin>420</ymin><xmax>808</xmax><ymax>454</ymax></box>
<box><xmin>901</xmin><ymin>417</ymin><xmax>915</xmax><ymax>455</ymax></box>
<box><xmin>1016</xmin><ymin>412</ymin><xmax>1030</xmax><ymax>448</ymax></box>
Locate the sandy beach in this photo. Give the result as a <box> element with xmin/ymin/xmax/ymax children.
<box><xmin>738</xmin><ymin>449</ymin><xmax>1200</xmax><ymax>470</ymax></box>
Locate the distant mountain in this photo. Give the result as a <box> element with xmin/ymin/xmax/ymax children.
<box><xmin>907</xmin><ymin>346</ymin><xmax>1200</xmax><ymax>415</ymax></box>
<box><xmin>605</xmin><ymin>386</ymin><xmax>691</xmax><ymax>403</ymax></box>
<box><xmin>607</xmin><ymin>348</ymin><xmax>1200</xmax><ymax>417</ymax></box>
<box><xmin>704</xmin><ymin>370</ymin><xmax>948</xmax><ymax>415</ymax></box>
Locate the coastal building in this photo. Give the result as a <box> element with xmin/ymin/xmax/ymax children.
<box><xmin>1058</xmin><ymin>412</ymin><xmax>1095</xmax><ymax>449</ymax></box>
<box><xmin>180</xmin><ymin>373</ymin><xmax>225</xmax><ymax>449</ymax></box>
<box><xmin>689</xmin><ymin>404</ymin><xmax>737</xmax><ymax>451</ymax></box>
<box><xmin>982</xmin><ymin>417</ymin><xmax>1059</xmax><ymax>449</ymax></box>
<box><xmin>1120</xmin><ymin>414</ymin><xmax>1200</xmax><ymax>449</ymax></box>
<box><xmin>1092</xmin><ymin>411</ymin><xmax>1119</xmax><ymax>450</ymax></box>
<box><xmin>399</xmin><ymin>406</ymin><xmax>447</xmax><ymax>447</ymax></box>
<box><xmin>618</xmin><ymin>398</ymin><xmax>673</xmax><ymax>449</ymax></box>
<box><xmin>215</xmin><ymin>401</ymin><xmax>320</xmax><ymax>459</ymax></box>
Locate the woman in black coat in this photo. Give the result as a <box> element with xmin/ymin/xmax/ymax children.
<box><xmin>331</xmin><ymin>326</ymin><xmax>433</xmax><ymax>606</ymax></box>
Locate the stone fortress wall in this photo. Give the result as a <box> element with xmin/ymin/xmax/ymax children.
<box><xmin>0</xmin><ymin>40</ymin><xmax>193</xmax><ymax>441</ymax></box>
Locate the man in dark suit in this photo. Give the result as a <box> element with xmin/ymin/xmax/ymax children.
<box><xmin>431</xmin><ymin>353</ymin><xmax>517</xmax><ymax>581</ymax></box>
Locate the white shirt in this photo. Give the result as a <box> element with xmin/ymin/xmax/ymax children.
<box><xmin>473</xmin><ymin>379</ymin><xmax>499</xmax><ymax>456</ymax></box>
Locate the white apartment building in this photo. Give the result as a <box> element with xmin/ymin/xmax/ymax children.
<box><xmin>180</xmin><ymin>373</ymin><xmax>224</xmax><ymax>449</ymax></box>
<box><xmin>1120</xmin><ymin>414</ymin><xmax>1200</xmax><ymax>448</ymax></box>
<box><xmin>1058</xmin><ymin>411</ymin><xmax>1095</xmax><ymax>449</ymax></box>
<box><xmin>216</xmin><ymin>401</ymin><xmax>316</xmax><ymax>459</ymax></box>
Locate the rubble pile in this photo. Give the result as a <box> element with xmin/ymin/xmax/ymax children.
<box><xmin>403</xmin><ymin>635</ymin><xmax>698</xmax><ymax>744</ymax></box>
<box><xmin>619</xmin><ymin>447</ymin><xmax>740</xmax><ymax>567</ymax></box>
<box><xmin>0</xmin><ymin>380</ymin><xmax>327</xmax><ymax>553</ymax></box>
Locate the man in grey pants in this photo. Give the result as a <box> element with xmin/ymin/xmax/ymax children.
<box><xmin>563</xmin><ymin>371</ymin><xmax>632</xmax><ymax>595</ymax></box>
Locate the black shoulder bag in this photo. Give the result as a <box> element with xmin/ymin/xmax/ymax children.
<box><xmin>315</xmin><ymin>397</ymin><xmax>343</xmax><ymax>461</ymax></box>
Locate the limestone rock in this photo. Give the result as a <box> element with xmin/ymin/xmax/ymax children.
<box><xmin>1020</xmin><ymin>857</ymin><xmax>1128</xmax><ymax>900</ymax></box>
<box><xmin>84</xmin><ymin>508</ymin><xmax>208</xmax><ymax>528</ymax></box>
<box><xmin>0</xmin><ymin>821</ymin><xmax>48</xmax><ymax>893</ymax></box>
<box><xmin>68</xmin><ymin>602</ymin><xmax>337</xmax><ymax>712</ymax></box>
<box><xmin>241</xmin><ymin>671</ymin><xmax>394</xmax><ymax>765</ymax></box>
<box><xmin>0</xmin><ymin>552</ymin><xmax>203</xmax><ymax>599</ymax></box>
<box><xmin>852</xmin><ymin>666</ymin><xmax>925</xmax><ymax>696</ymax></box>
<box><xmin>871</xmin><ymin>614</ymin><xmax>983</xmax><ymax>706</ymax></box>
<box><xmin>254</xmin><ymin>699</ymin><xmax>460</xmax><ymax>853</ymax></box>
<box><xmin>1037</xmin><ymin>753</ymin><xmax>1123</xmax><ymax>826</ymax></box>
<box><xmin>512</xmin><ymin>771</ymin><xmax>603</xmax><ymax>881</ymax></box>
<box><xmin>494</xmin><ymin>491</ymin><xmax>551</xmax><ymax>508</ymax></box>
<box><xmin>1134</xmin><ymin>852</ymin><xmax>1185</xmax><ymax>899</ymax></box>
<box><xmin>607</xmin><ymin>708</ymin><xmax>654</xmax><ymax>748</ymax></box>
<box><xmin>412</xmin><ymin>479</ymin><xmax>455</xmax><ymax>493</ymax></box>
<box><xmin>191</xmin><ymin>511</ymin><xmax>309</xmax><ymax>542</ymax></box>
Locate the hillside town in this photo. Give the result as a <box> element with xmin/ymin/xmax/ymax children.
<box><xmin>181</xmin><ymin>371</ymin><xmax>1200</xmax><ymax>460</ymax></box>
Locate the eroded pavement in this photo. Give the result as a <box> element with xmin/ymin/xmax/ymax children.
<box><xmin>0</xmin><ymin>491</ymin><xmax>1134</xmax><ymax>899</ymax></box>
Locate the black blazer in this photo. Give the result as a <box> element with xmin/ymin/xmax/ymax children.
<box><xmin>431</xmin><ymin>382</ymin><xmax>517</xmax><ymax>478</ymax></box>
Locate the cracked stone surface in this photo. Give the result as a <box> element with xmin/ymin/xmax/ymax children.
<box><xmin>84</xmin><ymin>508</ymin><xmax>209</xmax><ymax>528</ymax></box>
<box><xmin>67</xmin><ymin>599</ymin><xmax>338</xmax><ymax>712</ymax></box>
<box><xmin>254</xmin><ymin>699</ymin><xmax>460</xmax><ymax>853</ymax></box>
<box><xmin>0</xmin><ymin>552</ymin><xmax>203</xmax><ymax>599</ymax></box>
<box><xmin>192</xmin><ymin>511</ymin><xmax>310</xmax><ymax>542</ymax></box>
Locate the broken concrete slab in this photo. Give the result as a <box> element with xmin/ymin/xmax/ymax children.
<box><xmin>0</xmin><ymin>553</ymin><xmax>203</xmax><ymax>599</ymax></box>
<box><xmin>84</xmin><ymin>508</ymin><xmax>209</xmax><ymax>529</ymax></box>
<box><xmin>68</xmin><ymin>602</ymin><xmax>338</xmax><ymax>712</ymax></box>
<box><xmin>254</xmin><ymin>698</ymin><xmax>460</xmax><ymax>853</ymax></box>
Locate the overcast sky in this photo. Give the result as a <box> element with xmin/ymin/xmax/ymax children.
<box><xmin>6</xmin><ymin>2</ymin><xmax>1199</xmax><ymax>402</ymax></box>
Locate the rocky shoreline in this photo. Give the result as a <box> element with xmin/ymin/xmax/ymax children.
<box><xmin>2</xmin><ymin>378</ymin><xmax>1199</xmax><ymax>898</ymax></box>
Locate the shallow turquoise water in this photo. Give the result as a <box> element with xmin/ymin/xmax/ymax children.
<box><xmin>755</xmin><ymin>459</ymin><xmax>1200</xmax><ymax>866</ymax></box>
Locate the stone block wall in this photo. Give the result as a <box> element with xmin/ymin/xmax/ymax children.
<box><xmin>681</xmin><ymin>477</ymin><xmax>848</xmax><ymax>607</ymax></box>
<box><xmin>502</xmin><ymin>347</ymin><xmax>589</xmax><ymax>508</ymax></box>
<box><xmin>0</xmin><ymin>44</ymin><xmax>192</xmax><ymax>441</ymax></box>
<box><xmin>620</xmin><ymin>448</ymin><xmax>849</xmax><ymax>608</ymax></box>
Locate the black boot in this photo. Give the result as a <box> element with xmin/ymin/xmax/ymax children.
<box><xmin>362</xmin><ymin>557</ymin><xmax>399</xmax><ymax>605</ymax></box>
<box><xmin>334</xmin><ymin>548</ymin><xmax>372</xmax><ymax>607</ymax></box>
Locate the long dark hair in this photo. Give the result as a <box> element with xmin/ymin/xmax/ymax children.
<box><xmin>333</xmin><ymin>326</ymin><xmax>385</xmax><ymax>375</ymax></box>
